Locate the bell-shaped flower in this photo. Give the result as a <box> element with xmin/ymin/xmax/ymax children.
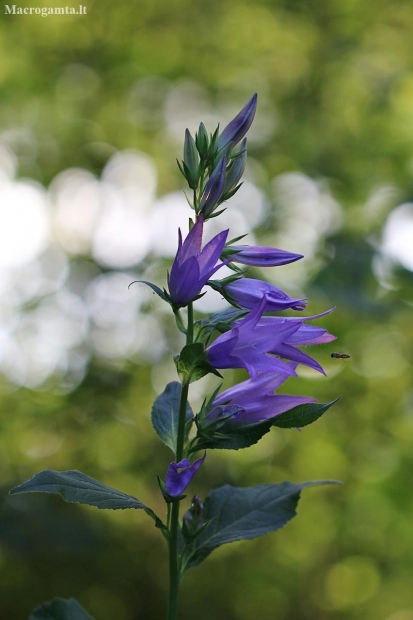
<box><xmin>216</xmin><ymin>94</ymin><xmax>258</xmax><ymax>153</ymax></box>
<box><xmin>204</xmin><ymin>371</ymin><xmax>316</xmax><ymax>430</ymax></box>
<box><xmin>206</xmin><ymin>296</ymin><xmax>303</xmax><ymax>378</ymax></box>
<box><xmin>164</xmin><ymin>454</ymin><xmax>206</xmax><ymax>498</ymax></box>
<box><xmin>209</xmin><ymin>277</ymin><xmax>307</xmax><ymax>312</ymax></box>
<box><xmin>168</xmin><ymin>216</ymin><xmax>228</xmax><ymax>307</ymax></box>
<box><xmin>199</xmin><ymin>156</ymin><xmax>227</xmax><ymax>218</ymax></box>
<box><xmin>222</xmin><ymin>245</ymin><xmax>303</xmax><ymax>267</ymax></box>
<box><xmin>206</xmin><ymin>297</ymin><xmax>333</xmax><ymax>378</ymax></box>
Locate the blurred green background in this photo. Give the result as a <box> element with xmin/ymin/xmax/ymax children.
<box><xmin>1</xmin><ymin>1</ymin><xmax>413</xmax><ymax>619</ymax></box>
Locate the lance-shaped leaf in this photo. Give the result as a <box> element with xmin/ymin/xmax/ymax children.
<box><xmin>29</xmin><ymin>597</ymin><xmax>94</xmax><ymax>620</ymax></box>
<box><xmin>10</xmin><ymin>470</ymin><xmax>164</xmax><ymax>529</ymax></box>
<box><xmin>182</xmin><ymin>481</ymin><xmax>340</xmax><ymax>571</ymax></box>
<box><xmin>271</xmin><ymin>397</ymin><xmax>340</xmax><ymax>429</ymax></box>
<box><xmin>152</xmin><ymin>382</ymin><xmax>194</xmax><ymax>454</ymax></box>
<box><xmin>193</xmin><ymin>423</ymin><xmax>271</xmax><ymax>452</ymax></box>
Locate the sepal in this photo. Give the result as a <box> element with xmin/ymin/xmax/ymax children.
<box><xmin>207</xmin><ymin>273</ymin><xmax>245</xmax><ymax>308</ymax></box>
<box><xmin>128</xmin><ymin>279</ymin><xmax>171</xmax><ymax>304</ymax></box>
<box><xmin>174</xmin><ymin>343</ymin><xmax>222</xmax><ymax>384</ymax></box>
<box><xmin>194</xmin><ymin>307</ymin><xmax>246</xmax><ymax>340</ymax></box>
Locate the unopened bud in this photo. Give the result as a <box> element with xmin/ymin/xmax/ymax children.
<box><xmin>183</xmin><ymin>129</ymin><xmax>200</xmax><ymax>190</ymax></box>
<box><xmin>199</xmin><ymin>155</ymin><xmax>227</xmax><ymax>218</ymax></box>
<box><xmin>195</xmin><ymin>122</ymin><xmax>209</xmax><ymax>161</ymax></box>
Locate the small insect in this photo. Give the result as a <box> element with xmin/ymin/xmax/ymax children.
<box><xmin>330</xmin><ymin>352</ymin><xmax>351</xmax><ymax>359</ymax></box>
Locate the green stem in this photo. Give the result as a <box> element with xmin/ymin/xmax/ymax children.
<box><xmin>167</xmin><ymin>500</ymin><xmax>180</xmax><ymax>620</ymax></box>
<box><xmin>167</xmin><ymin>303</ymin><xmax>194</xmax><ymax>620</ymax></box>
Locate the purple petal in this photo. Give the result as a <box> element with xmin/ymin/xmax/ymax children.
<box><xmin>198</xmin><ymin>229</ymin><xmax>229</xmax><ymax>276</ymax></box>
<box><xmin>178</xmin><ymin>217</ymin><xmax>204</xmax><ymax>264</ymax></box>
<box><xmin>269</xmin><ymin>341</ymin><xmax>326</xmax><ymax>375</ymax></box>
<box><xmin>213</xmin><ymin>372</ymin><xmax>291</xmax><ymax>407</ymax></box>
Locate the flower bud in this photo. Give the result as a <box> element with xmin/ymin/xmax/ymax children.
<box><xmin>182</xmin><ymin>495</ymin><xmax>206</xmax><ymax>539</ymax></box>
<box><xmin>183</xmin><ymin>495</ymin><xmax>204</xmax><ymax>527</ymax></box>
<box><xmin>199</xmin><ymin>155</ymin><xmax>227</xmax><ymax>218</ymax></box>
<box><xmin>209</xmin><ymin>277</ymin><xmax>307</xmax><ymax>312</ymax></box>
<box><xmin>195</xmin><ymin>122</ymin><xmax>209</xmax><ymax>161</ymax></box>
<box><xmin>222</xmin><ymin>244</ymin><xmax>303</xmax><ymax>267</ymax></box>
<box><xmin>183</xmin><ymin>129</ymin><xmax>200</xmax><ymax>190</ymax></box>
<box><xmin>221</xmin><ymin>138</ymin><xmax>247</xmax><ymax>198</ymax></box>
<box><xmin>216</xmin><ymin>94</ymin><xmax>257</xmax><ymax>154</ymax></box>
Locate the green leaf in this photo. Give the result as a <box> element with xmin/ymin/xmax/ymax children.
<box><xmin>174</xmin><ymin>343</ymin><xmax>222</xmax><ymax>383</ymax></box>
<box><xmin>271</xmin><ymin>397</ymin><xmax>341</xmax><ymax>429</ymax></box>
<box><xmin>28</xmin><ymin>597</ymin><xmax>94</xmax><ymax>620</ymax></box>
<box><xmin>183</xmin><ymin>481</ymin><xmax>340</xmax><ymax>571</ymax></box>
<box><xmin>151</xmin><ymin>382</ymin><xmax>193</xmax><ymax>454</ymax></box>
<box><xmin>193</xmin><ymin>424</ymin><xmax>271</xmax><ymax>451</ymax></box>
<box><xmin>10</xmin><ymin>470</ymin><xmax>164</xmax><ymax>528</ymax></box>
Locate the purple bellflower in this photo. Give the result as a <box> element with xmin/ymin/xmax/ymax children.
<box><xmin>207</xmin><ymin>296</ymin><xmax>308</xmax><ymax>377</ymax></box>
<box><xmin>222</xmin><ymin>245</ymin><xmax>303</xmax><ymax>267</ymax></box>
<box><xmin>209</xmin><ymin>277</ymin><xmax>307</xmax><ymax>312</ymax></box>
<box><xmin>199</xmin><ymin>155</ymin><xmax>227</xmax><ymax>218</ymax></box>
<box><xmin>216</xmin><ymin>94</ymin><xmax>258</xmax><ymax>153</ymax></box>
<box><xmin>168</xmin><ymin>216</ymin><xmax>229</xmax><ymax>307</ymax></box>
<box><xmin>206</xmin><ymin>296</ymin><xmax>334</xmax><ymax>378</ymax></box>
<box><xmin>164</xmin><ymin>454</ymin><xmax>206</xmax><ymax>498</ymax></box>
<box><xmin>204</xmin><ymin>371</ymin><xmax>316</xmax><ymax>430</ymax></box>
